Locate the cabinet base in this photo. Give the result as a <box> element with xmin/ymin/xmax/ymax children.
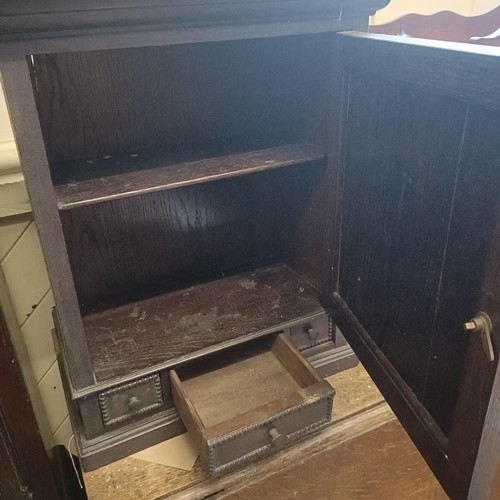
<box><xmin>73</xmin><ymin>340</ymin><xmax>357</xmax><ymax>471</ymax></box>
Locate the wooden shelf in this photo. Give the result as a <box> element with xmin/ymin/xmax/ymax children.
<box><xmin>83</xmin><ymin>263</ymin><xmax>324</xmax><ymax>382</ymax></box>
<box><xmin>54</xmin><ymin>142</ymin><xmax>325</xmax><ymax>210</ymax></box>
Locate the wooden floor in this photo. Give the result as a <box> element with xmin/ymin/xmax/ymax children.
<box><xmin>223</xmin><ymin>420</ymin><xmax>447</xmax><ymax>500</ymax></box>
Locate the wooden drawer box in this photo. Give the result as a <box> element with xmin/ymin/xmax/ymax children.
<box><xmin>170</xmin><ymin>334</ymin><xmax>334</xmax><ymax>475</ymax></box>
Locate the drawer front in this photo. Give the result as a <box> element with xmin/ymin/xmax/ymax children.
<box><xmin>98</xmin><ymin>374</ymin><xmax>164</xmax><ymax>427</ymax></box>
<box><xmin>288</xmin><ymin>313</ymin><xmax>332</xmax><ymax>351</ymax></box>
<box><xmin>208</xmin><ymin>389</ymin><xmax>333</xmax><ymax>475</ymax></box>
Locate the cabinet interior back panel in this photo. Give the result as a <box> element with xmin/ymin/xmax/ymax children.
<box><xmin>60</xmin><ymin>163</ymin><xmax>324</xmax><ymax>308</ymax></box>
<box><xmin>31</xmin><ymin>34</ymin><xmax>331</xmax><ymax>168</ymax></box>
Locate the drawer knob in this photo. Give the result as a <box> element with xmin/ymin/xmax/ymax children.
<box><xmin>307</xmin><ymin>328</ymin><xmax>320</xmax><ymax>341</ymax></box>
<box><xmin>128</xmin><ymin>396</ymin><xmax>143</xmax><ymax>412</ymax></box>
<box><xmin>269</xmin><ymin>427</ymin><xmax>285</xmax><ymax>448</ymax></box>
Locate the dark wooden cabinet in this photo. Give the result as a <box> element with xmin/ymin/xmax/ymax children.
<box><xmin>1</xmin><ymin>2</ymin><xmax>499</xmax><ymax>498</ymax></box>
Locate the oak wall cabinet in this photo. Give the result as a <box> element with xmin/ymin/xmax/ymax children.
<box><xmin>1</xmin><ymin>2</ymin><xmax>499</xmax><ymax>498</ymax></box>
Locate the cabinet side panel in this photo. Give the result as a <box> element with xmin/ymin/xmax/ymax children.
<box><xmin>283</xmin><ymin>36</ymin><xmax>343</xmax><ymax>296</ymax></box>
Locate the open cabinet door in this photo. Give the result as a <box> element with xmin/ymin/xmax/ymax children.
<box><xmin>328</xmin><ymin>33</ymin><xmax>500</xmax><ymax>499</ymax></box>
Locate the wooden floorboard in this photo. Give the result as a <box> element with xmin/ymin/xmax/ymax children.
<box><xmin>168</xmin><ymin>403</ymin><xmax>394</xmax><ymax>500</ymax></box>
<box><xmin>222</xmin><ymin>420</ymin><xmax>448</xmax><ymax>500</ymax></box>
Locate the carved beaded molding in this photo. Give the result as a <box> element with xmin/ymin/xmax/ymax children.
<box><xmin>206</xmin><ymin>391</ymin><xmax>334</xmax><ymax>475</ymax></box>
<box><xmin>98</xmin><ymin>373</ymin><xmax>164</xmax><ymax>427</ymax></box>
<box><xmin>297</xmin><ymin>314</ymin><xmax>334</xmax><ymax>351</ymax></box>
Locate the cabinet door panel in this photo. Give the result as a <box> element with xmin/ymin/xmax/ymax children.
<box><xmin>424</xmin><ymin>107</ymin><xmax>500</xmax><ymax>434</ymax></box>
<box><xmin>332</xmin><ymin>33</ymin><xmax>500</xmax><ymax>499</ymax></box>
<box><xmin>339</xmin><ymin>75</ymin><xmax>467</xmax><ymax>406</ymax></box>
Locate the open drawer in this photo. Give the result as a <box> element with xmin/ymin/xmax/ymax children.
<box><xmin>170</xmin><ymin>333</ymin><xmax>335</xmax><ymax>475</ymax></box>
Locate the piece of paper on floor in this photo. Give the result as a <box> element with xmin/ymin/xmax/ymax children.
<box><xmin>132</xmin><ymin>432</ymin><xmax>199</xmax><ymax>471</ymax></box>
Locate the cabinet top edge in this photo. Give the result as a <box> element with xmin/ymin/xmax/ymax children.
<box><xmin>340</xmin><ymin>31</ymin><xmax>500</xmax><ymax>59</ymax></box>
<box><xmin>339</xmin><ymin>31</ymin><xmax>500</xmax><ymax>112</ymax></box>
<box><xmin>0</xmin><ymin>0</ymin><xmax>389</xmax><ymax>49</ymax></box>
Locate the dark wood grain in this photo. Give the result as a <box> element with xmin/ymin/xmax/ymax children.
<box><xmin>339</xmin><ymin>32</ymin><xmax>500</xmax><ymax>112</ymax></box>
<box><xmin>283</xmin><ymin>38</ymin><xmax>344</xmax><ymax>297</ymax></box>
<box><xmin>60</xmin><ymin>163</ymin><xmax>323</xmax><ymax>307</ymax></box>
<box><xmin>32</xmin><ymin>37</ymin><xmax>330</xmax><ymax>163</ymax></box>
<box><xmin>335</xmin><ymin>33</ymin><xmax>500</xmax><ymax>499</ymax></box>
<box><xmin>447</xmin><ymin>199</ymin><xmax>500</xmax><ymax>500</ymax></box>
<box><xmin>423</xmin><ymin>106</ymin><xmax>500</xmax><ymax>435</ymax></box>
<box><xmin>54</xmin><ymin>143</ymin><xmax>325</xmax><ymax>210</ymax></box>
<box><xmin>338</xmin><ymin>73</ymin><xmax>467</xmax><ymax>402</ymax></box>
<box><xmin>34</xmin><ymin>34</ymin><xmax>331</xmax><ymax>308</ymax></box>
<box><xmin>84</xmin><ymin>264</ymin><xmax>324</xmax><ymax>381</ymax></box>
<box><xmin>327</xmin><ymin>293</ymin><xmax>448</xmax><ymax>485</ymax></box>
<box><xmin>0</xmin><ymin>308</ymin><xmax>60</xmax><ymax>499</ymax></box>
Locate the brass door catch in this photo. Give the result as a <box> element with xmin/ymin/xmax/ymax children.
<box><xmin>464</xmin><ymin>312</ymin><xmax>494</xmax><ymax>362</ymax></box>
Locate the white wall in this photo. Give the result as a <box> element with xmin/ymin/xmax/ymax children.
<box><xmin>0</xmin><ymin>83</ymin><xmax>73</xmax><ymax>450</ymax></box>
<box><xmin>0</xmin><ymin>82</ymin><xmax>20</xmax><ymax>173</ymax></box>
<box><xmin>371</xmin><ymin>0</ymin><xmax>500</xmax><ymax>25</ymax></box>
